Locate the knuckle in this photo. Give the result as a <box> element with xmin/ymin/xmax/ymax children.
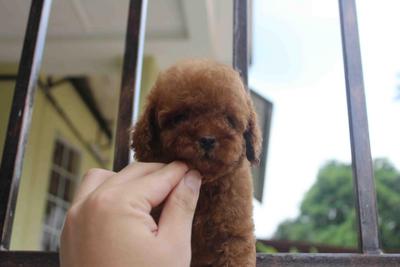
<box><xmin>64</xmin><ymin>205</ymin><xmax>79</xmax><ymax>224</ymax></box>
<box><xmin>83</xmin><ymin>168</ymin><xmax>104</xmax><ymax>179</ymax></box>
<box><xmin>61</xmin><ymin>206</ymin><xmax>79</xmax><ymax>239</ymax></box>
<box><xmin>85</xmin><ymin>190</ymin><xmax>116</xmax><ymax>211</ymax></box>
<box><xmin>65</xmin><ymin>205</ymin><xmax>79</xmax><ymax>223</ymax></box>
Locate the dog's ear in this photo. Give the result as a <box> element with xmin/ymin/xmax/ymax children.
<box><xmin>131</xmin><ymin>103</ymin><xmax>160</xmax><ymax>161</ymax></box>
<box><xmin>244</xmin><ymin>103</ymin><xmax>262</xmax><ymax>165</ymax></box>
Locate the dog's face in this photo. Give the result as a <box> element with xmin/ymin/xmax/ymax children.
<box><xmin>132</xmin><ymin>60</ymin><xmax>261</xmax><ymax>182</ymax></box>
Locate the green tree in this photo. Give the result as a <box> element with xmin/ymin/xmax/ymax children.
<box><xmin>274</xmin><ymin>159</ymin><xmax>400</xmax><ymax>250</ymax></box>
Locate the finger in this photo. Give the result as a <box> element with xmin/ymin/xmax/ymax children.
<box><xmin>107</xmin><ymin>162</ymin><xmax>166</xmax><ymax>185</ymax></box>
<box><xmin>125</xmin><ymin>161</ymin><xmax>189</xmax><ymax>210</ymax></box>
<box><xmin>158</xmin><ymin>170</ymin><xmax>202</xmax><ymax>246</ymax></box>
<box><xmin>73</xmin><ymin>168</ymin><xmax>115</xmax><ymax>204</ymax></box>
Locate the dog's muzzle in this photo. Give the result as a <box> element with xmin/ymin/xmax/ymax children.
<box><xmin>198</xmin><ymin>136</ymin><xmax>216</xmax><ymax>151</ymax></box>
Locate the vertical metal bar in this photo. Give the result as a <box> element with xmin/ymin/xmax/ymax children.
<box><xmin>233</xmin><ymin>0</ymin><xmax>248</xmax><ymax>88</ymax></box>
<box><xmin>338</xmin><ymin>0</ymin><xmax>381</xmax><ymax>254</ymax></box>
<box><xmin>113</xmin><ymin>0</ymin><xmax>148</xmax><ymax>172</ymax></box>
<box><xmin>0</xmin><ymin>0</ymin><xmax>52</xmax><ymax>250</ymax></box>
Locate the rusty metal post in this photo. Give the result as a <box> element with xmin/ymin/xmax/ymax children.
<box><xmin>233</xmin><ymin>0</ymin><xmax>248</xmax><ymax>88</ymax></box>
<box><xmin>338</xmin><ymin>0</ymin><xmax>381</xmax><ymax>254</ymax></box>
<box><xmin>0</xmin><ymin>0</ymin><xmax>52</xmax><ymax>250</ymax></box>
<box><xmin>113</xmin><ymin>0</ymin><xmax>148</xmax><ymax>172</ymax></box>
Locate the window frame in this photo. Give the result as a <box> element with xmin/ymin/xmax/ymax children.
<box><xmin>41</xmin><ymin>138</ymin><xmax>81</xmax><ymax>251</ymax></box>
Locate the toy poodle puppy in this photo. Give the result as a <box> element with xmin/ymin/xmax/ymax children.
<box><xmin>131</xmin><ymin>59</ymin><xmax>261</xmax><ymax>267</ymax></box>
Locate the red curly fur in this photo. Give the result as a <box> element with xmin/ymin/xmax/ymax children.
<box><xmin>131</xmin><ymin>59</ymin><xmax>262</xmax><ymax>267</ymax></box>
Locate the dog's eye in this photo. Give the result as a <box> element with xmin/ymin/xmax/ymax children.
<box><xmin>172</xmin><ymin>113</ymin><xmax>188</xmax><ymax>125</ymax></box>
<box><xmin>226</xmin><ymin>115</ymin><xmax>236</xmax><ymax>128</ymax></box>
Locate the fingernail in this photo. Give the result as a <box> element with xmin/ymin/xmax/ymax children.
<box><xmin>184</xmin><ymin>170</ymin><xmax>202</xmax><ymax>193</ymax></box>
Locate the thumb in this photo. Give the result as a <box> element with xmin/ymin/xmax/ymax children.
<box><xmin>158</xmin><ymin>170</ymin><xmax>202</xmax><ymax>245</ymax></box>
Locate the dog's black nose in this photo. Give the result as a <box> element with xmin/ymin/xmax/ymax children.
<box><xmin>199</xmin><ymin>136</ymin><xmax>216</xmax><ymax>151</ymax></box>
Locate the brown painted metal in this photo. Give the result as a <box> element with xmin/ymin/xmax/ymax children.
<box><xmin>113</xmin><ymin>0</ymin><xmax>147</xmax><ymax>172</ymax></box>
<box><xmin>0</xmin><ymin>252</ymin><xmax>58</xmax><ymax>267</ymax></box>
<box><xmin>1</xmin><ymin>252</ymin><xmax>400</xmax><ymax>267</ymax></box>
<box><xmin>233</xmin><ymin>0</ymin><xmax>248</xmax><ymax>88</ymax></box>
<box><xmin>257</xmin><ymin>254</ymin><xmax>400</xmax><ymax>267</ymax></box>
<box><xmin>0</xmin><ymin>0</ymin><xmax>52</xmax><ymax>250</ymax></box>
<box><xmin>338</xmin><ymin>0</ymin><xmax>381</xmax><ymax>254</ymax></box>
<box><xmin>258</xmin><ymin>239</ymin><xmax>358</xmax><ymax>253</ymax></box>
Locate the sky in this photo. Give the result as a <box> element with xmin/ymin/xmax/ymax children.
<box><xmin>250</xmin><ymin>0</ymin><xmax>400</xmax><ymax>238</ymax></box>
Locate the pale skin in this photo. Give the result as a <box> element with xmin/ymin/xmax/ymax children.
<box><xmin>60</xmin><ymin>161</ymin><xmax>202</xmax><ymax>267</ymax></box>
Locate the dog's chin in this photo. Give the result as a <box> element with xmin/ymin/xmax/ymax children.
<box><xmin>189</xmin><ymin>160</ymin><xmax>222</xmax><ymax>181</ymax></box>
<box><xmin>162</xmin><ymin>144</ymin><xmax>244</xmax><ymax>182</ymax></box>
<box><xmin>179</xmin><ymin>154</ymin><xmax>240</xmax><ymax>183</ymax></box>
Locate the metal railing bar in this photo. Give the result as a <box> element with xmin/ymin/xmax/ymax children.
<box><xmin>256</xmin><ymin>253</ymin><xmax>400</xmax><ymax>266</ymax></box>
<box><xmin>113</xmin><ymin>0</ymin><xmax>148</xmax><ymax>172</ymax></box>
<box><xmin>338</xmin><ymin>0</ymin><xmax>381</xmax><ymax>254</ymax></box>
<box><xmin>0</xmin><ymin>0</ymin><xmax>53</xmax><ymax>250</ymax></box>
<box><xmin>1</xmin><ymin>252</ymin><xmax>400</xmax><ymax>267</ymax></box>
<box><xmin>0</xmin><ymin>251</ymin><xmax>59</xmax><ymax>267</ymax></box>
<box><xmin>233</xmin><ymin>0</ymin><xmax>249</xmax><ymax>88</ymax></box>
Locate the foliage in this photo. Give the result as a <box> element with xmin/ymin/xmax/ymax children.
<box><xmin>256</xmin><ymin>242</ymin><xmax>278</xmax><ymax>253</ymax></box>
<box><xmin>274</xmin><ymin>159</ymin><xmax>400</xmax><ymax>250</ymax></box>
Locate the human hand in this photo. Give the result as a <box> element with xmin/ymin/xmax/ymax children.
<box><xmin>60</xmin><ymin>161</ymin><xmax>202</xmax><ymax>267</ymax></box>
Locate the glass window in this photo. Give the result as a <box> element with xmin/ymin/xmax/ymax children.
<box><xmin>41</xmin><ymin>138</ymin><xmax>81</xmax><ymax>251</ymax></box>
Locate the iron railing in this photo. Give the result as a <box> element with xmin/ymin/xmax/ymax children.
<box><xmin>0</xmin><ymin>0</ymin><xmax>399</xmax><ymax>266</ymax></box>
